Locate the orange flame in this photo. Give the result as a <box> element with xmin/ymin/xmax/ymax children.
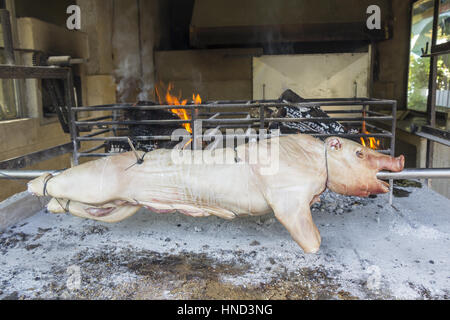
<box><xmin>360</xmin><ymin>121</ymin><xmax>380</xmax><ymax>150</ymax></box>
<box><xmin>193</xmin><ymin>94</ymin><xmax>202</xmax><ymax>105</ymax></box>
<box><xmin>155</xmin><ymin>82</ymin><xmax>202</xmax><ymax>134</ymax></box>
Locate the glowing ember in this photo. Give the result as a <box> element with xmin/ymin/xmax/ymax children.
<box><xmin>155</xmin><ymin>82</ymin><xmax>202</xmax><ymax>134</ymax></box>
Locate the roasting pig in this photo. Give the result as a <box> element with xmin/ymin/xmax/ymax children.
<box><xmin>28</xmin><ymin>134</ymin><xmax>404</xmax><ymax>253</ymax></box>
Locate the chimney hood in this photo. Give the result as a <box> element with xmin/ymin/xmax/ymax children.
<box><xmin>190</xmin><ymin>0</ymin><xmax>391</xmax><ymax>48</ymax></box>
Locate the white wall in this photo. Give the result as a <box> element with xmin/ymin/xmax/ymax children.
<box><xmin>253</xmin><ymin>53</ymin><xmax>370</xmax><ymax>100</ymax></box>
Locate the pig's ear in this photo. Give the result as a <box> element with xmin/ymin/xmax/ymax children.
<box><xmin>327</xmin><ymin>138</ymin><xmax>342</xmax><ymax>151</ymax></box>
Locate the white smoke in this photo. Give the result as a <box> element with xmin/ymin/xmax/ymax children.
<box><xmin>114</xmin><ymin>50</ymin><xmax>155</xmax><ymax>103</ymax></box>
<box><xmin>112</xmin><ymin>1</ymin><xmax>155</xmax><ymax>103</ymax></box>
<box><xmin>137</xmin><ymin>43</ymin><xmax>155</xmax><ymax>101</ymax></box>
<box><xmin>114</xmin><ymin>54</ymin><xmax>140</xmax><ymax>102</ymax></box>
<box><xmin>137</xmin><ymin>81</ymin><xmax>154</xmax><ymax>101</ymax></box>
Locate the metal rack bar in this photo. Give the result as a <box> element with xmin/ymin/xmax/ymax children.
<box><xmin>74</xmin><ymin>132</ymin><xmax>392</xmax><ymax>142</ymax></box>
<box><xmin>198</xmin><ymin>112</ymin><xmax>249</xmax><ymax>116</ymax></box>
<box><xmin>74</xmin><ymin>116</ymin><xmax>393</xmax><ymax>127</ymax></box>
<box><xmin>70</xmin><ymin>100</ymin><xmax>396</xmax><ymax>112</ymax></box>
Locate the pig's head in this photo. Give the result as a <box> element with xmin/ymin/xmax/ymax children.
<box><xmin>324</xmin><ymin>137</ymin><xmax>404</xmax><ymax>197</ymax></box>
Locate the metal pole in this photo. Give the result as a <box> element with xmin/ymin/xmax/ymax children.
<box><xmin>259</xmin><ymin>104</ymin><xmax>265</xmax><ymax>132</ymax></box>
<box><xmin>2</xmin><ymin>168</ymin><xmax>448</xmax><ymax>181</ymax></box>
<box><xmin>425</xmin><ymin>0</ymin><xmax>440</xmax><ymax>185</ymax></box>
<box><xmin>65</xmin><ymin>69</ymin><xmax>79</xmax><ymax>165</ymax></box>
<box><xmin>0</xmin><ymin>170</ymin><xmax>63</xmax><ymax>180</ymax></box>
<box><xmin>377</xmin><ymin>168</ymin><xmax>450</xmax><ymax>180</ymax></box>
<box><xmin>389</xmin><ymin>100</ymin><xmax>397</xmax><ymax>205</ymax></box>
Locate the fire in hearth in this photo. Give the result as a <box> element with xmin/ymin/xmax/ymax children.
<box><xmin>155</xmin><ymin>82</ymin><xmax>201</xmax><ymax>133</ymax></box>
<box><xmin>360</xmin><ymin>121</ymin><xmax>380</xmax><ymax>150</ymax></box>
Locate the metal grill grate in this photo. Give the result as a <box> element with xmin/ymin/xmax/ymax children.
<box><xmin>69</xmin><ymin>97</ymin><xmax>397</xmax><ymax>165</ymax></box>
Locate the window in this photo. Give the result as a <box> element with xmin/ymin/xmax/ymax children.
<box><xmin>407</xmin><ymin>0</ymin><xmax>450</xmax><ymax>112</ymax></box>
<box><xmin>407</xmin><ymin>0</ymin><xmax>434</xmax><ymax>112</ymax></box>
<box><xmin>0</xmin><ymin>1</ymin><xmax>20</xmax><ymax>121</ymax></box>
<box><xmin>0</xmin><ymin>67</ymin><xmax>19</xmax><ymax>120</ymax></box>
<box><xmin>435</xmin><ymin>53</ymin><xmax>450</xmax><ymax>111</ymax></box>
<box><xmin>437</xmin><ymin>0</ymin><xmax>450</xmax><ymax>44</ymax></box>
<box><xmin>435</xmin><ymin>1</ymin><xmax>450</xmax><ymax>111</ymax></box>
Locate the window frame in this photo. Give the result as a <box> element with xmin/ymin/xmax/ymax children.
<box><xmin>0</xmin><ymin>0</ymin><xmax>25</xmax><ymax>121</ymax></box>
<box><xmin>406</xmin><ymin>0</ymin><xmax>435</xmax><ymax>114</ymax></box>
<box><xmin>408</xmin><ymin>0</ymin><xmax>450</xmax><ymax>115</ymax></box>
<box><xmin>408</xmin><ymin>0</ymin><xmax>450</xmax><ymax>168</ymax></box>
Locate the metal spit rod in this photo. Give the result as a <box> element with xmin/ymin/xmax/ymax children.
<box><xmin>0</xmin><ymin>168</ymin><xmax>449</xmax><ymax>180</ymax></box>
<box><xmin>376</xmin><ymin>168</ymin><xmax>450</xmax><ymax>180</ymax></box>
<box><xmin>0</xmin><ymin>170</ymin><xmax>63</xmax><ymax>180</ymax></box>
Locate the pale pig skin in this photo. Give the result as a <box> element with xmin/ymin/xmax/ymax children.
<box><xmin>28</xmin><ymin>134</ymin><xmax>404</xmax><ymax>253</ymax></box>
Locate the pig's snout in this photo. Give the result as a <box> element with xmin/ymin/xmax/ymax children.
<box><xmin>393</xmin><ymin>155</ymin><xmax>405</xmax><ymax>172</ymax></box>
<box><xmin>370</xmin><ymin>154</ymin><xmax>404</xmax><ymax>172</ymax></box>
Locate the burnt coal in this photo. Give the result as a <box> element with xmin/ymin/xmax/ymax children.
<box><xmin>108</xmin><ymin>90</ymin><xmax>359</xmax><ymax>153</ymax></box>
<box><xmin>108</xmin><ymin>101</ymin><xmax>184</xmax><ymax>152</ymax></box>
<box><xmin>269</xmin><ymin>89</ymin><xmax>356</xmax><ymax>137</ymax></box>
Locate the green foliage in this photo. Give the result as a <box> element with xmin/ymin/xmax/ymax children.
<box><xmin>408</xmin><ymin>55</ymin><xmax>450</xmax><ymax>111</ymax></box>
<box><xmin>408</xmin><ymin>56</ymin><xmax>429</xmax><ymax>111</ymax></box>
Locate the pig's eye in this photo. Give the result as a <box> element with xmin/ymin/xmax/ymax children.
<box><xmin>356</xmin><ymin>150</ymin><xmax>364</xmax><ymax>158</ymax></box>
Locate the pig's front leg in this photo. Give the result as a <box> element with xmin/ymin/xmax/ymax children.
<box><xmin>250</xmin><ymin>163</ymin><xmax>323</xmax><ymax>253</ymax></box>
<box><xmin>266</xmin><ymin>192</ymin><xmax>321</xmax><ymax>253</ymax></box>
<box><xmin>47</xmin><ymin>198</ymin><xmax>141</xmax><ymax>223</ymax></box>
